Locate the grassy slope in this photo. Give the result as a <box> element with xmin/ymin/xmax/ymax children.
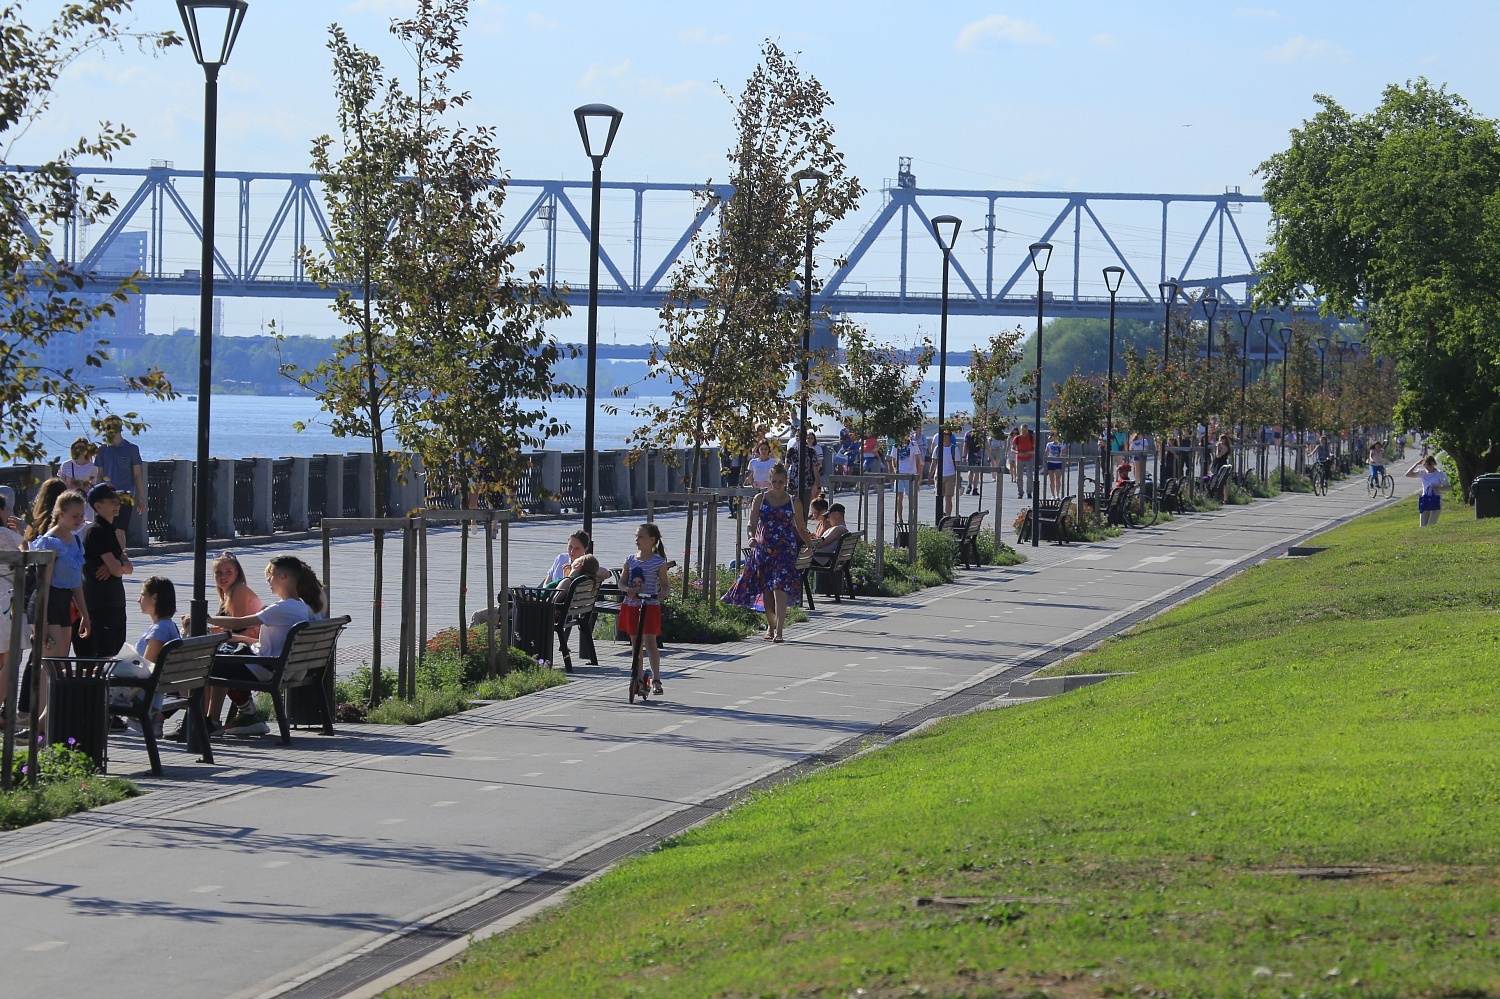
<box><xmin>395</xmin><ymin>499</ymin><xmax>1500</xmax><ymax>998</ymax></box>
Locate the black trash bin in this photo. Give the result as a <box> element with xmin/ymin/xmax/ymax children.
<box><xmin>510</xmin><ymin>588</ymin><xmax>555</xmax><ymax>665</ymax></box>
<box><xmin>1473</xmin><ymin>473</ymin><xmax>1500</xmax><ymax>519</ymax></box>
<box><xmin>45</xmin><ymin>659</ymin><xmax>111</xmax><ymax>772</ymax></box>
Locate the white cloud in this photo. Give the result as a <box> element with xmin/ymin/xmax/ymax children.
<box><xmin>679</xmin><ymin>26</ymin><xmax>729</xmax><ymax>45</ymax></box>
<box><xmin>1233</xmin><ymin>6</ymin><xmax>1280</xmax><ymax>18</ymax></box>
<box><xmin>954</xmin><ymin>14</ymin><xmax>1053</xmax><ymax>52</ymax></box>
<box><xmin>1090</xmin><ymin>33</ymin><xmax>1118</xmax><ymax>51</ymax></box>
<box><xmin>577</xmin><ymin>60</ymin><xmax>632</xmax><ymax>90</ymax></box>
<box><xmin>1263</xmin><ymin>34</ymin><xmax>1351</xmax><ymax>63</ymax></box>
<box><xmin>638</xmin><ymin>77</ymin><xmax>707</xmax><ymax>99</ymax></box>
<box><xmin>526</xmin><ymin>11</ymin><xmax>560</xmax><ymax>29</ymax></box>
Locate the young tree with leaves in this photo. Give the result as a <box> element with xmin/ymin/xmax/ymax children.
<box><xmin>630</xmin><ymin>40</ymin><xmax>862</xmax><ymax>596</ymax></box>
<box><xmin>824</xmin><ymin>322</ymin><xmax>933</xmax><ymax>442</ymax></box>
<box><xmin>0</xmin><ymin>3</ymin><xmax>176</xmax><ymax>462</ymax></box>
<box><xmin>965</xmin><ymin>326</ymin><xmax>1032</xmax><ymax>438</ymax></box>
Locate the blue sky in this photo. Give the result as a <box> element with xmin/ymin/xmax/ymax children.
<box><xmin>20</xmin><ymin>1</ymin><xmax>1500</xmax><ymax>347</ymax></box>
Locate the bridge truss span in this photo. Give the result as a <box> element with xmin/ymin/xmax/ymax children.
<box><xmin>16</xmin><ymin>161</ymin><xmax>1316</xmax><ymax>323</ymax></box>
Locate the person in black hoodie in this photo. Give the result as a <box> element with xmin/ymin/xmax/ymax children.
<box><xmin>79</xmin><ymin>483</ymin><xmax>132</xmax><ymax>659</ymax></box>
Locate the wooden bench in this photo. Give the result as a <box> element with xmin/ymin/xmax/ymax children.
<box><xmin>795</xmin><ymin>546</ymin><xmax>818</xmax><ymax>610</ymax></box>
<box><xmin>207</xmin><ymin>616</ymin><xmax>351</xmax><ymax>746</ymax></box>
<box><xmin>804</xmin><ymin>531</ymin><xmax>861</xmax><ymax>603</ymax></box>
<box><xmin>107</xmin><ymin>634</ymin><xmax>223</xmax><ymax>776</ymax></box>
<box><xmin>1105</xmin><ymin>482</ymin><xmax>1134</xmax><ymax>526</ymax></box>
<box><xmin>1160</xmin><ymin>476</ymin><xmax>1186</xmax><ymax>514</ymax></box>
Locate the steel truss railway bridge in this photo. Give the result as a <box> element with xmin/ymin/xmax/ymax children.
<box><xmin>22</xmin><ymin>158</ymin><xmax>1329</xmax><ymax>331</ymax></box>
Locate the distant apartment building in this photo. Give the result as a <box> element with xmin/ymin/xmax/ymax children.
<box><xmin>36</xmin><ymin>231</ymin><xmax>148</xmax><ymax>373</ymax></box>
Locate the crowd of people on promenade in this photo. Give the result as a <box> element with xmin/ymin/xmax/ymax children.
<box><xmin>0</xmin><ymin>415</ymin><xmax>334</xmax><ymax>747</ymax></box>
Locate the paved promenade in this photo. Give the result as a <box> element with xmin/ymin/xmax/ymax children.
<box><xmin>0</xmin><ymin>476</ymin><xmax>1408</xmax><ymax>999</ymax></box>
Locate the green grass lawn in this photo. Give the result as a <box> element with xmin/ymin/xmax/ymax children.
<box><xmin>393</xmin><ymin>498</ymin><xmax>1500</xmax><ymax>998</ymax></box>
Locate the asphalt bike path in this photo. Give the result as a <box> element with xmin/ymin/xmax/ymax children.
<box><xmin>0</xmin><ymin>476</ymin><xmax>1404</xmax><ymax>999</ymax></box>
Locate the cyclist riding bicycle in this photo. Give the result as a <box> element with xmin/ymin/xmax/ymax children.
<box><xmin>1367</xmin><ymin>440</ymin><xmax>1387</xmax><ymax>489</ymax></box>
<box><xmin>1307</xmin><ymin>434</ymin><xmax>1334</xmax><ymax>481</ymax></box>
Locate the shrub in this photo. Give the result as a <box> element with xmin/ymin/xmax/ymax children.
<box><xmin>471</xmin><ymin>666</ymin><xmax>570</xmax><ymax>701</ymax></box>
<box><xmin>366</xmin><ymin>686</ymin><xmax>470</xmax><ymax>725</ymax></box>
<box><xmin>0</xmin><ymin>742</ymin><xmax>138</xmax><ymax>831</ymax></box>
<box><xmin>916</xmin><ymin>526</ymin><xmax>957</xmax><ymax>582</ymax></box>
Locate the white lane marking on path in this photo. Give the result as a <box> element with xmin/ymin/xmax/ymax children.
<box><xmin>25</xmin><ymin>941</ymin><xmax>66</xmax><ymax>952</ymax></box>
<box><xmin>1206</xmin><ymin>558</ymin><xmax>1236</xmax><ymax>567</ymax></box>
<box><xmin>653</xmin><ymin>724</ymin><xmax>685</xmax><ymax>734</ymax></box>
<box><xmin>482</xmin><ymin>785</ymin><xmax>506</xmax><ymax>790</ymax></box>
<box><xmin>378</xmin><ymin>819</ymin><xmax>405</xmax><ymax>825</ymax></box>
<box><xmin>432</xmin><ymin>801</ymin><xmax>458</xmax><ymax>807</ymax></box>
<box><xmin>262</xmin><ymin>861</ymin><xmax>290</xmax><ymax>869</ymax></box>
<box><xmin>522</xmin><ymin>772</ymin><xmax>544</xmax><ymax>777</ymax></box>
<box><xmin>1073</xmin><ymin>553</ymin><xmax>1112</xmax><ymax>561</ymax></box>
<box><xmin>190</xmin><ymin>885</ymin><xmax>223</xmax><ymax>893</ymax></box>
<box><xmin>1130</xmin><ymin>555</ymin><xmax>1177</xmax><ymax>568</ymax></box>
<box><xmin>562</xmin><ymin>760</ymin><xmax>583</xmax><ymax>765</ymax></box>
<box><xmin>817</xmin><ymin>690</ymin><xmax>852</xmax><ymax>697</ymax></box>
<box><xmin>790</xmin><ymin>671</ymin><xmax>839</xmax><ymax>687</ymax></box>
<box><xmin>598</xmin><ymin>744</ymin><xmax>634</xmax><ymax>754</ymax></box>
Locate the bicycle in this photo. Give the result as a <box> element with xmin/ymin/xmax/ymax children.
<box><xmin>1308</xmin><ymin>460</ymin><xmax>1329</xmax><ymax>496</ymax></box>
<box><xmin>1366</xmin><ymin>468</ymin><xmax>1395</xmax><ymax>499</ymax></box>
<box><xmin>1121</xmin><ymin>481</ymin><xmax>1158</xmax><ymax>528</ymax></box>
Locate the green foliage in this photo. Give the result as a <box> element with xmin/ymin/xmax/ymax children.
<box><xmin>470</xmin><ymin>667</ymin><xmax>570</xmax><ymax>702</ymax></box>
<box><xmin>1257</xmin><ymin>79</ymin><xmax>1500</xmax><ymax>492</ymax></box>
<box><xmin>1045</xmin><ymin>372</ymin><xmax>1106</xmax><ymax>445</ymax></box>
<box><xmin>823</xmin><ymin>321</ymin><xmax>932</xmax><ymax>442</ymax></box>
<box><xmin>964</xmin><ymin>326</ymin><xmax>1032</xmax><ymax>436</ymax></box>
<box><xmin>392</xmin><ymin>501</ymin><xmax>1500</xmax><ymax>999</ymax></box>
<box><xmin>915</xmin><ymin>525</ymin><xmax>957</xmax><ymax>581</ymax></box>
<box><xmin>634</xmin><ymin>39</ymin><xmax>864</xmax><ymax>469</ymax></box>
<box><xmin>0</xmin><ymin>2</ymin><xmax>179</xmax><ymax>461</ymax></box>
<box><xmin>1</xmin><ymin>743</ymin><xmax>138</xmax><ymax>830</ymax></box>
<box><xmin>365</xmin><ymin>685</ymin><xmax>470</xmax><ymax>725</ymax></box>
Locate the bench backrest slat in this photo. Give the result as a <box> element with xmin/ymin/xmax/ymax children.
<box><xmin>153</xmin><ymin>635</ymin><xmax>225</xmax><ymax>694</ymax></box>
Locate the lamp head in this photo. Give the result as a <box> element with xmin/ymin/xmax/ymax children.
<box><xmin>932</xmin><ymin>215</ymin><xmax>962</xmax><ymax>252</ymax></box>
<box><xmin>176</xmin><ymin>0</ymin><xmax>248</xmax><ymax>68</ymax></box>
<box><xmin>1200</xmin><ymin>292</ymin><xmax>1219</xmax><ymax>321</ymax></box>
<box><xmin>1102</xmin><ymin>266</ymin><xmax>1124</xmax><ymax>294</ymax></box>
<box><xmin>1028</xmin><ymin>241</ymin><xmax>1053</xmax><ymax>275</ymax></box>
<box><xmin>1159</xmin><ymin>278</ymin><xmax>1179</xmax><ymax>304</ymax></box>
<box><xmin>1279</xmin><ymin>326</ymin><xmax>1293</xmax><ymax>348</ymax></box>
<box><xmin>1260</xmin><ymin>316</ymin><xmax>1275</xmax><ymax>336</ymax></box>
<box><xmin>1237</xmin><ymin>308</ymin><xmax>1253</xmax><ymax>329</ymax></box>
<box><xmin>792</xmin><ymin>167</ymin><xmax>829</xmax><ymax>203</ymax></box>
<box><xmin>1316</xmin><ymin>335</ymin><xmax>1330</xmax><ymax>351</ymax></box>
<box><xmin>573</xmin><ymin>103</ymin><xmax>624</xmax><ymax>161</ymax></box>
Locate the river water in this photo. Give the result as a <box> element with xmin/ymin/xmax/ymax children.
<box><xmin>31</xmin><ymin>393</ymin><xmax>680</xmax><ymax>461</ymax></box>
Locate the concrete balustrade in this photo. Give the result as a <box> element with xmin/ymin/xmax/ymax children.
<box><xmin>0</xmin><ymin>445</ymin><xmax>833</xmax><ymax>549</ymax></box>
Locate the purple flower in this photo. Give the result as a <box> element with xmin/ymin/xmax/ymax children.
<box><xmin>66</xmin><ymin>738</ymin><xmax>75</xmax><ymax>746</ymax></box>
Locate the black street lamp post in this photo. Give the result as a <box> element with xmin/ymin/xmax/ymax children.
<box><xmin>1102</xmin><ymin>266</ymin><xmax>1124</xmax><ymax>490</ymax></box>
<box><xmin>931</xmin><ymin>215</ymin><xmax>961</xmax><ymax>528</ymax></box>
<box><xmin>793</xmin><ymin>168</ymin><xmax>828</xmax><ymax>512</ymax></box>
<box><xmin>1259</xmin><ymin>317</ymin><xmax>1274</xmax><ymax>467</ymax></box>
<box><xmin>1158</xmin><ymin>278</ymin><xmax>1179</xmax><ymax>366</ymax></box>
<box><xmin>573</xmin><ymin>103</ymin><xmax>623</xmax><ymax>542</ymax></box>
<box><xmin>1199</xmin><ymin>292</ymin><xmax>1219</xmax><ymax>483</ymax></box>
<box><xmin>1279</xmin><ymin>327</ymin><xmax>1293</xmax><ymax>491</ymax></box>
<box><xmin>1028</xmin><ymin>242</ymin><xmax>1053</xmax><ymax>547</ymax></box>
<box><xmin>177</xmin><ymin>0</ymin><xmax>247</xmax><ymax>640</ymax></box>
<box><xmin>1236</xmin><ymin>308</ymin><xmax>1252</xmax><ymax>471</ymax></box>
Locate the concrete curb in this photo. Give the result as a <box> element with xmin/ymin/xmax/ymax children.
<box><xmin>1007</xmin><ymin>672</ymin><xmax>1134</xmax><ymax>697</ymax></box>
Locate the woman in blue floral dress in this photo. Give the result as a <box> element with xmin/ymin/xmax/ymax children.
<box><xmin>722</xmin><ymin>463</ymin><xmax>812</xmax><ymax>642</ymax></box>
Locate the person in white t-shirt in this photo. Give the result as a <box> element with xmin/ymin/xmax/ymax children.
<box><xmin>1406</xmin><ymin>455</ymin><xmax>1451</xmax><ymax>527</ymax></box>
<box><xmin>207</xmin><ymin>555</ymin><xmax>325</xmax><ymax>736</ymax></box>
<box><xmin>745</xmin><ymin>440</ymin><xmax>776</xmax><ymax>490</ymax></box>
<box><xmin>542</xmin><ymin>529</ymin><xmax>610</xmax><ymax>587</ymax></box>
